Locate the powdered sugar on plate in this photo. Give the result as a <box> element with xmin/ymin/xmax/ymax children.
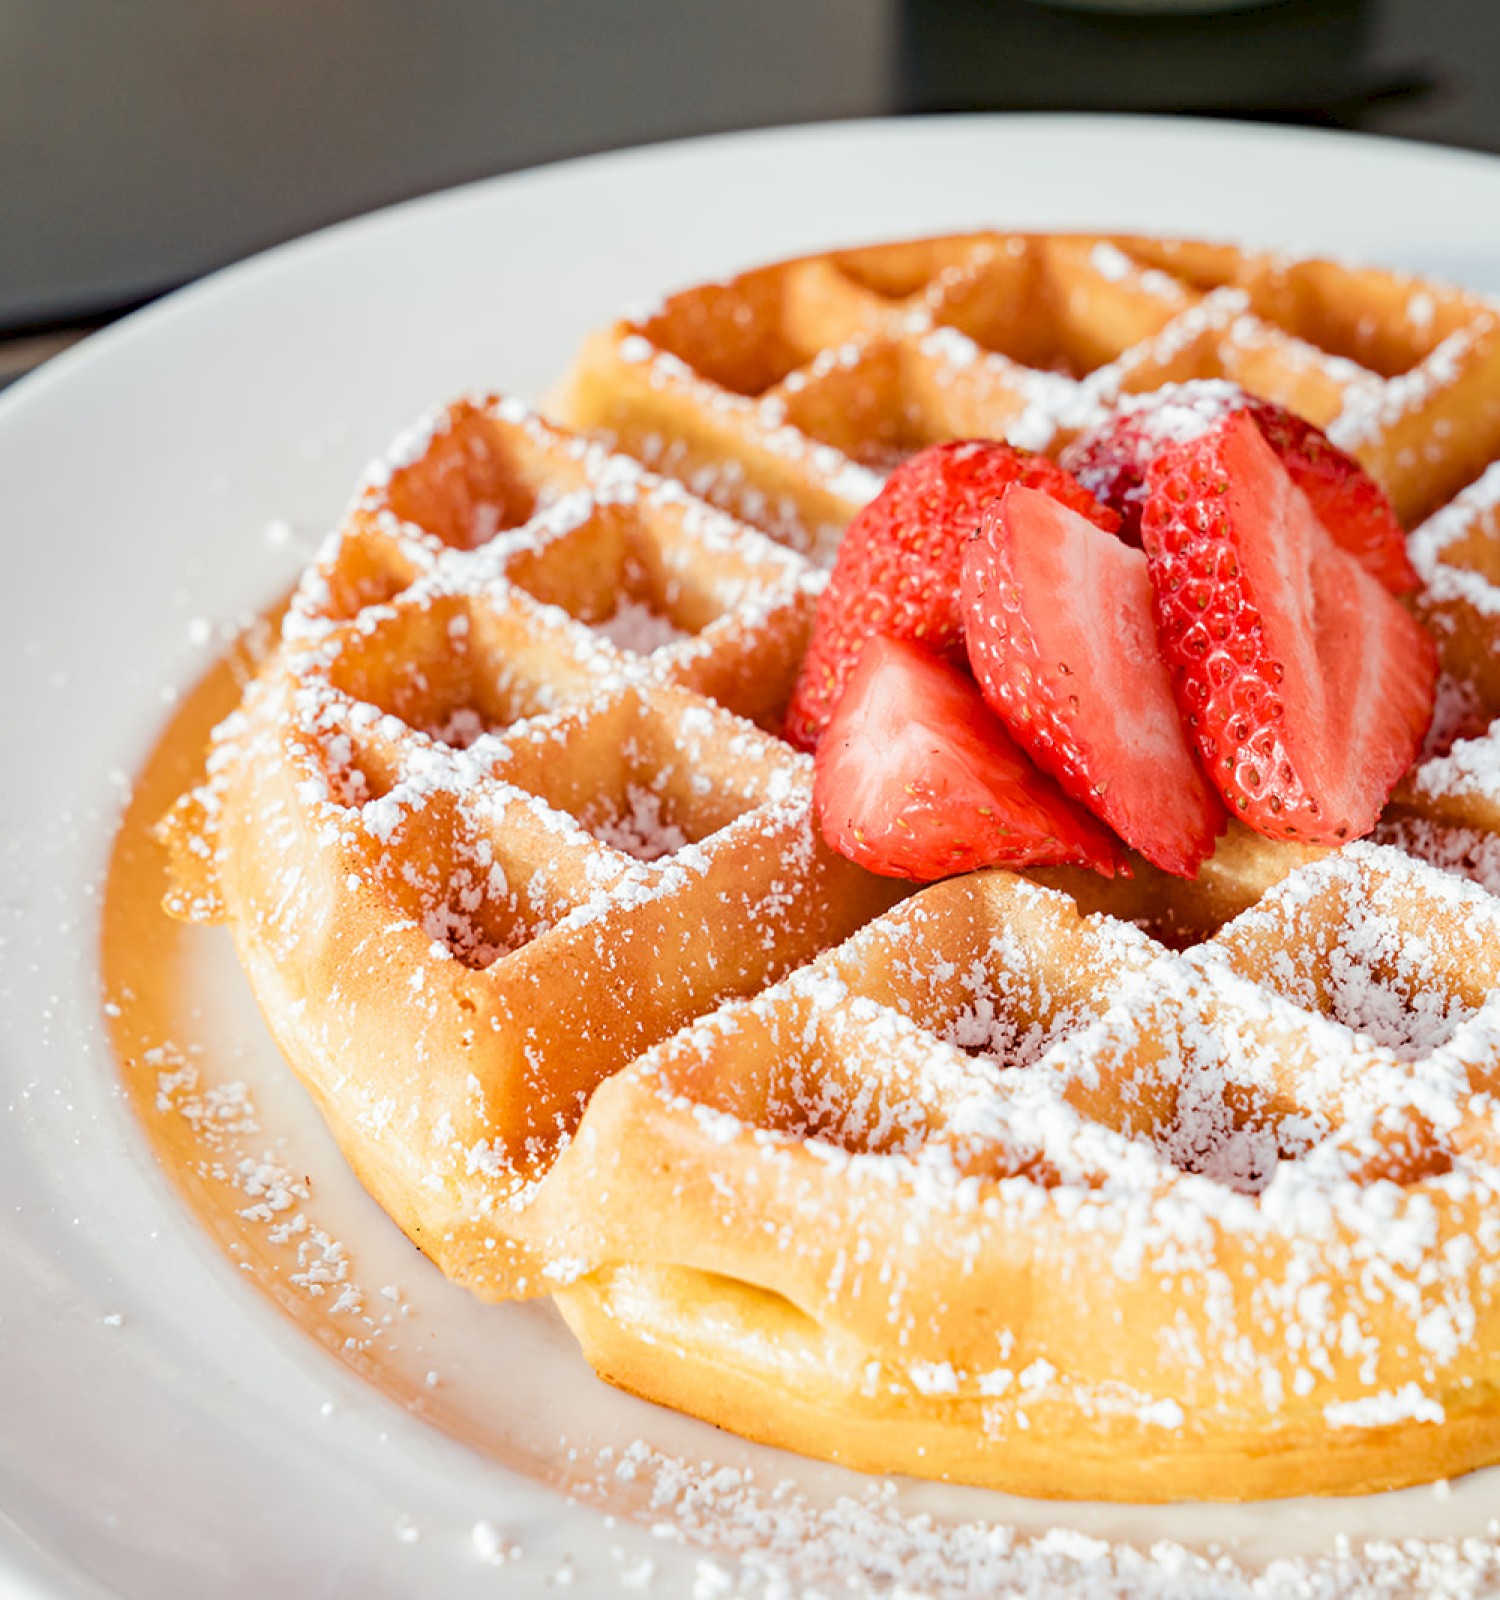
<box><xmin>576</xmin><ymin>1439</ymin><xmax>1500</xmax><ymax>1599</ymax></box>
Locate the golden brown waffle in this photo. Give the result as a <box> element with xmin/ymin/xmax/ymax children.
<box><xmin>158</xmin><ymin>395</ymin><xmax>903</xmax><ymax>1294</ymax></box>
<box><xmin>1392</xmin><ymin>461</ymin><xmax>1500</xmax><ymax>856</ymax></box>
<box><xmin>162</xmin><ymin>233</ymin><xmax>1500</xmax><ymax>1502</ymax></box>
<box><xmin>539</xmin><ymin>854</ymin><xmax>1500</xmax><ymax>1500</ymax></box>
<box><xmin>558</xmin><ymin>232</ymin><xmax>1500</xmax><ymax>559</ymax></box>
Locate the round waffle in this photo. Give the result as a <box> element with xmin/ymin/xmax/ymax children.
<box><xmin>161</xmin><ymin>233</ymin><xmax>1500</xmax><ymax>1501</ymax></box>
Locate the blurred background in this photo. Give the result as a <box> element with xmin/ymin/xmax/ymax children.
<box><xmin>3</xmin><ymin>0</ymin><xmax>1497</xmax><ymax>386</ymax></box>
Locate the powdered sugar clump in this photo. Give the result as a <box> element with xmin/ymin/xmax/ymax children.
<box><xmin>597</xmin><ymin>598</ymin><xmax>689</xmax><ymax>656</ymax></box>
<box><xmin>587</xmin><ymin>787</ymin><xmax>692</xmax><ymax>863</ymax></box>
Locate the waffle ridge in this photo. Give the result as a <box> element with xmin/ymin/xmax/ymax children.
<box><xmin>160</xmin><ymin>234</ymin><xmax>1500</xmax><ymax>1502</ymax></box>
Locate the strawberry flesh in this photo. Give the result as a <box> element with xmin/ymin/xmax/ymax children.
<box><xmin>1141</xmin><ymin>411</ymin><xmax>1437</xmax><ymax>845</ymax></box>
<box><xmin>1061</xmin><ymin>381</ymin><xmax>1418</xmax><ymax>594</ymax></box>
<box><xmin>962</xmin><ymin>484</ymin><xmax>1226</xmax><ymax>877</ymax></box>
<box><xmin>1248</xmin><ymin>400</ymin><xmax>1419</xmax><ymax>595</ymax></box>
<box><xmin>813</xmin><ymin>635</ymin><xmax>1122</xmax><ymax>882</ymax></box>
<box><xmin>785</xmin><ymin>440</ymin><xmax>1118</xmax><ymax>751</ymax></box>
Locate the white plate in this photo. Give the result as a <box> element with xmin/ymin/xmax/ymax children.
<box><xmin>7</xmin><ymin>115</ymin><xmax>1500</xmax><ymax>1600</ymax></box>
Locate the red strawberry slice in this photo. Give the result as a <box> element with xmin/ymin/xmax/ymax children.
<box><xmin>1247</xmin><ymin>400</ymin><xmax>1418</xmax><ymax>596</ymax></box>
<box><xmin>1061</xmin><ymin>382</ymin><xmax>1418</xmax><ymax>594</ymax></box>
<box><xmin>1141</xmin><ymin>410</ymin><xmax>1437</xmax><ymax>845</ymax></box>
<box><xmin>1060</xmin><ymin>381</ymin><xmax>1244</xmax><ymax>548</ymax></box>
<box><xmin>813</xmin><ymin>635</ymin><xmax>1123</xmax><ymax>882</ymax></box>
<box><xmin>784</xmin><ymin>440</ymin><xmax>1118</xmax><ymax>751</ymax></box>
<box><xmin>961</xmin><ymin>484</ymin><xmax>1226</xmax><ymax>878</ymax></box>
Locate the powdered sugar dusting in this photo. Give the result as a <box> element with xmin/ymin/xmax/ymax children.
<box><xmin>580</xmin><ymin>1439</ymin><xmax>1500</xmax><ymax>1599</ymax></box>
<box><xmin>586</xmin><ymin>786</ymin><xmax>692</xmax><ymax>863</ymax></box>
<box><xmin>144</xmin><ymin>1050</ymin><xmax>389</xmax><ymax>1350</ymax></box>
<box><xmin>596</xmin><ymin>598</ymin><xmax>690</xmax><ymax>655</ymax></box>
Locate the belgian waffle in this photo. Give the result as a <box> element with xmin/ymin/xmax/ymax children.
<box><xmin>158</xmin><ymin>396</ymin><xmax>904</xmax><ymax>1295</ymax></box>
<box><xmin>162</xmin><ymin>233</ymin><xmax>1500</xmax><ymax>1502</ymax></box>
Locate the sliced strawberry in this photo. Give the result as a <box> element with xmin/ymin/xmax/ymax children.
<box><xmin>961</xmin><ymin>484</ymin><xmax>1226</xmax><ymax>878</ymax></box>
<box><xmin>1059</xmin><ymin>381</ymin><xmax>1244</xmax><ymax>548</ymax></box>
<box><xmin>1061</xmin><ymin>382</ymin><xmax>1418</xmax><ymax>593</ymax></box>
<box><xmin>784</xmin><ymin>440</ymin><xmax>1118</xmax><ymax>751</ymax></box>
<box><xmin>1246</xmin><ymin>400</ymin><xmax>1418</xmax><ymax>595</ymax></box>
<box><xmin>1141</xmin><ymin>410</ymin><xmax>1437</xmax><ymax>845</ymax></box>
<box><xmin>813</xmin><ymin>635</ymin><xmax>1122</xmax><ymax>882</ymax></box>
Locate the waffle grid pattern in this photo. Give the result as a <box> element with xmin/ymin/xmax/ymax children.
<box><xmin>162</xmin><ymin>394</ymin><xmax>899</xmax><ymax>1291</ymax></box>
<box><xmin>535</xmin><ymin>852</ymin><xmax>1500</xmax><ymax>1497</ymax></box>
<box><xmin>560</xmin><ymin>233</ymin><xmax>1500</xmax><ymax>565</ymax></box>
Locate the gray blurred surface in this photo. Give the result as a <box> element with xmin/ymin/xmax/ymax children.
<box><xmin>1</xmin><ymin>0</ymin><xmax>1498</xmax><ymax>338</ymax></box>
<box><xmin>0</xmin><ymin>0</ymin><xmax>892</xmax><ymax>329</ymax></box>
<box><xmin>1364</xmin><ymin>0</ymin><xmax>1500</xmax><ymax>148</ymax></box>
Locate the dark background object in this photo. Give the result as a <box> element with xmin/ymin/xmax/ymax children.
<box><xmin>899</xmin><ymin>0</ymin><xmax>1414</xmax><ymax>122</ymax></box>
<box><xmin>2</xmin><ymin>0</ymin><xmax>1498</xmax><ymax>361</ymax></box>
